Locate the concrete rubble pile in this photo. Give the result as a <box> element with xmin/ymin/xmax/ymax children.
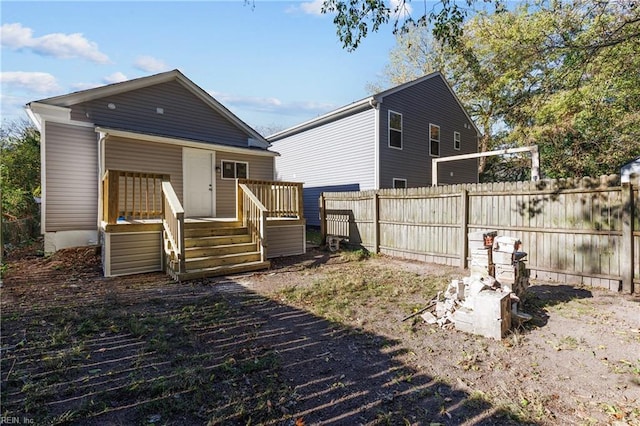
<box><xmin>421</xmin><ymin>231</ymin><xmax>533</xmax><ymax>340</ymax></box>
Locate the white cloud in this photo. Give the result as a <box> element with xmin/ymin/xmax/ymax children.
<box><xmin>296</xmin><ymin>0</ymin><xmax>325</xmax><ymax>15</ymax></box>
<box><xmin>134</xmin><ymin>56</ymin><xmax>169</xmax><ymax>73</ymax></box>
<box><xmin>210</xmin><ymin>90</ymin><xmax>335</xmax><ymax>116</ymax></box>
<box><xmin>0</xmin><ymin>71</ymin><xmax>60</xmax><ymax>93</ymax></box>
<box><xmin>293</xmin><ymin>0</ymin><xmax>412</xmax><ymax>18</ymax></box>
<box><xmin>390</xmin><ymin>0</ymin><xmax>412</xmax><ymax>18</ymax></box>
<box><xmin>1</xmin><ymin>93</ymin><xmax>30</xmax><ymax>123</ymax></box>
<box><xmin>103</xmin><ymin>72</ymin><xmax>128</xmax><ymax>84</ymax></box>
<box><xmin>0</xmin><ymin>23</ymin><xmax>110</xmax><ymax>64</ymax></box>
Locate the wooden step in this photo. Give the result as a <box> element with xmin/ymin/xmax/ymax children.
<box><xmin>185</xmin><ymin>242</ymin><xmax>258</xmax><ymax>259</ymax></box>
<box><xmin>185</xmin><ymin>251</ymin><xmax>262</xmax><ymax>270</ymax></box>
<box><xmin>184</xmin><ymin>226</ymin><xmax>248</xmax><ymax>238</ymax></box>
<box><xmin>171</xmin><ymin>260</ymin><xmax>271</xmax><ymax>281</ymax></box>
<box><xmin>184</xmin><ymin>220</ymin><xmax>242</xmax><ymax>229</ymax></box>
<box><xmin>185</xmin><ymin>234</ymin><xmax>253</xmax><ymax>248</ymax></box>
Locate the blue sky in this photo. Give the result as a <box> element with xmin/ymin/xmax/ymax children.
<box><xmin>1</xmin><ymin>0</ymin><xmax>403</xmax><ymax>133</ymax></box>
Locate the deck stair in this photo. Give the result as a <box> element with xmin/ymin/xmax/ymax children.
<box><xmin>169</xmin><ymin>220</ymin><xmax>270</xmax><ymax>281</ymax></box>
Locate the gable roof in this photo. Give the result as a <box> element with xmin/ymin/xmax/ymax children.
<box><xmin>28</xmin><ymin>69</ymin><xmax>269</xmax><ymax>147</ymax></box>
<box><xmin>267</xmin><ymin>72</ymin><xmax>479</xmax><ymax>141</ymax></box>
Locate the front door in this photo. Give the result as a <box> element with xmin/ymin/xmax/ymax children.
<box><xmin>184</xmin><ymin>148</ymin><xmax>215</xmax><ymax>217</ymax></box>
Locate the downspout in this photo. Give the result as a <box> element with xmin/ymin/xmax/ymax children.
<box><xmin>97</xmin><ymin>132</ymin><xmax>108</xmax><ymax>229</ymax></box>
<box><xmin>370</xmin><ymin>97</ymin><xmax>381</xmax><ymax>189</ymax></box>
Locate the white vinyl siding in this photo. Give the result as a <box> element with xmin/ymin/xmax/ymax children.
<box><xmin>273</xmin><ymin>108</ymin><xmax>376</xmax><ymax>226</ymax></box>
<box><xmin>44</xmin><ymin>122</ymin><xmax>98</xmax><ymax>232</ymax></box>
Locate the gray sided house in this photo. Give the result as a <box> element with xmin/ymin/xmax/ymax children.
<box><xmin>268</xmin><ymin>72</ymin><xmax>480</xmax><ymax>226</ymax></box>
<box><xmin>27</xmin><ymin>70</ymin><xmax>305</xmax><ymax>280</ymax></box>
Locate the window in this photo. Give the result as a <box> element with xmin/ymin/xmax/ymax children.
<box><xmin>429</xmin><ymin>124</ymin><xmax>440</xmax><ymax>157</ymax></box>
<box><xmin>221</xmin><ymin>160</ymin><xmax>248</xmax><ymax>179</ymax></box>
<box><xmin>388</xmin><ymin>111</ymin><xmax>403</xmax><ymax>149</ymax></box>
<box><xmin>393</xmin><ymin>178</ymin><xmax>407</xmax><ymax>189</ymax></box>
<box><xmin>454</xmin><ymin>131</ymin><xmax>461</xmax><ymax>150</ymax></box>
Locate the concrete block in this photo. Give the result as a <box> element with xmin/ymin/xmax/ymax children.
<box><xmin>494</xmin><ymin>235</ymin><xmax>520</xmax><ymax>252</ymax></box>
<box><xmin>468</xmin><ymin>231</ymin><xmax>487</xmax><ymax>251</ymax></box>
<box><xmin>495</xmin><ymin>265</ymin><xmax>517</xmax><ymax>283</ymax></box>
<box><xmin>452</xmin><ymin>307</ymin><xmax>475</xmax><ymax>334</ymax></box>
<box><xmin>492</xmin><ymin>251</ymin><xmax>513</xmax><ymax>265</ymax></box>
<box><xmin>472</xmin><ymin>290</ymin><xmax>511</xmax><ymax>340</ymax></box>
<box><xmin>421</xmin><ymin>311</ymin><xmax>437</xmax><ymax>324</ymax></box>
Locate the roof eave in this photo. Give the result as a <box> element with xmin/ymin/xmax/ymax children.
<box><xmin>95</xmin><ymin>127</ymin><xmax>279</xmax><ymax>157</ymax></box>
<box><xmin>267</xmin><ymin>97</ymin><xmax>375</xmax><ymax>141</ymax></box>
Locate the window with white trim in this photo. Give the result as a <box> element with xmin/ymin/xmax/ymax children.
<box><xmin>429</xmin><ymin>124</ymin><xmax>440</xmax><ymax>157</ymax></box>
<box><xmin>221</xmin><ymin>160</ymin><xmax>248</xmax><ymax>179</ymax></box>
<box><xmin>393</xmin><ymin>178</ymin><xmax>407</xmax><ymax>189</ymax></box>
<box><xmin>454</xmin><ymin>131</ymin><xmax>461</xmax><ymax>150</ymax></box>
<box><xmin>388</xmin><ymin>111</ymin><xmax>403</xmax><ymax>149</ymax></box>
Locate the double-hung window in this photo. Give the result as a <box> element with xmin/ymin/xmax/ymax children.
<box><xmin>429</xmin><ymin>124</ymin><xmax>440</xmax><ymax>157</ymax></box>
<box><xmin>221</xmin><ymin>160</ymin><xmax>248</xmax><ymax>180</ymax></box>
<box><xmin>454</xmin><ymin>131</ymin><xmax>461</xmax><ymax>150</ymax></box>
<box><xmin>388</xmin><ymin>111</ymin><xmax>403</xmax><ymax>149</ymax></box>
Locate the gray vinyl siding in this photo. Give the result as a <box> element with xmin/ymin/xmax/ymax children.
<box><xmin>70</xmin><ymin>80</ymin><xmax>251</xmax><ymax>148</ymax></box>
<box><xmin>44</xmin><ymin>122</ymin><xmax>98</xmax><ymax>232</ymax></box>
<box><xmin>273</xmin><ymin>108</ymin><xmax>376</xmax><ymax>226</ymax></box>
<box><xmin>105</xmin><ymin>137</ymin><xmax>184</xmax><ymax>202</ymax></box>
<box><xmin>378</xmin><ymin>76</ymin><xmax>478</xmax><ymax>187</ymax></box>
<box><xmin>106</xmin><ymin>232</ymin><xmax>162</xmax><ymax>276</ymax></box>
<box><xmin>216</xmin><ymin>153</ymin><xmax>275</xmax><ymax>217</ymax></box>
<box><xmin>267</xmin><ymin>224</ymin><xmax>305</xmax><ymax>258</ymax></box>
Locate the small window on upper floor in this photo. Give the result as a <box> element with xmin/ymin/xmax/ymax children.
<box><xmin>393</xmin><ymin>178</ymin><xmax>407</xmax><ymax>189</ymax></box>
<box><xmin>430</xmin><ymin>124</ymin><xmax>440</xmax><ymax>157</ymax></box>
<box><xmin>454</xmin><ymin>131</ymin><xmax>461</xmax><ymax>150</ymax></box>
<box><xmin>221</xmin><ymin>160</ymin><xmax>248</xmax><ymax>180</ymax></box>
<box><xmin>388</xmin><ymin>111</ymin><xmax>403</xmax><ymax>149</ymax></box>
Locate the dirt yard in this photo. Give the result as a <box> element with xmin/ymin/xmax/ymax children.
<box><xmin>1</xmin><ymin>242</ymin><xmax>639</xmax><ymax>425</ymax></box>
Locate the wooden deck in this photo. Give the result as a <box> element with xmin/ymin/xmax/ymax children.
<box><xmin>100</xmin><ymin>171</ymin><xmax>305</xmax><ymax>280</ymax></box>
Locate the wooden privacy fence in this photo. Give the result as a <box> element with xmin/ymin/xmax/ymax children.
<box><xmin>319</xmin><ymin>175</ymin><xmax>638</xmax><ymax>294</ymax></box>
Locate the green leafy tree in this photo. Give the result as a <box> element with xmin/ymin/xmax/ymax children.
<box><xmin>1</xmin><ymin>120</ymin><xmax>41</xmax><ymax>221</ymax></box>
<box><xmin>321</xmin><ymin>0</ymin><xmax>505</xmax><ymax>51</ymax></box>
<box><xmin>369</xmin><ymin>1</ymin><xmax>640</xmax><ymax>179</ymax></box>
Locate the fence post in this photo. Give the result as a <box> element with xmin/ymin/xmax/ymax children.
<box><xmin>621</xmin><ymin>182</ymin><xmax>634</xmax><ymax>293</ymax></box>
<box><xmin>319</xmin><ymin>194</ymin><xmax>327</xmax><ymax>243</ymax></box>
<box><xmin>373</xmin><ymin>192</ymin><xmax>380</xmax><ymax>253</ymax></box>
<box><xmin>460</xmin><ymin>188</ymin><xmax>469</xmax><ymax>269</ymax></box>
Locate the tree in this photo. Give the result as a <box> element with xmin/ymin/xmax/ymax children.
<box><xmin>1</xmin><ymin>120</ymin><xmax>41</xmax><ymax>221</ymax></box>
<box><xmin>321</xmin><ymin>0</ymin><xmax>505</xmax><ymax>51</ymax></box>
<box><xmin>369</xmin><ymin>1</ymin><xmax>640</xmax><ymax>179</ymax></box>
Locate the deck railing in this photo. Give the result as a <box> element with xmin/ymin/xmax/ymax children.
<box><xmin>237</xmin><ymin>183</ymin><xmax>268</xmax><ymax>262</ymax></box>
<box><xmin>238</xmin><ymin>179</ymin><xmax>304</xmax><ymax>219</ymax></box>
<box><xmin>161</xmin><ymin>181</ymin><xmax>185</xmax><ymax>273</ymax></box>
<box><xmin>102</xmin><ymin>169</ymin><xmax>169</xmax><ymax>223</ymax></box>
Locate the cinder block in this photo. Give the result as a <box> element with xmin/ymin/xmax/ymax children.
<box><xmin>492</xmin><ymin>251</ymin><xmax>513</xmax><ymax>265</ymax></box>
<box><xmin>452</xmin><ymin>307</ymin><xmax>475</xmax><ymax>334</ymax></box>
<box><xmin>495</xmin><ymin>264</ymin><xmax>517</xmax><ymax>283</ymax></box>
<box><xmin>472</xmin><ymin>290</ymin><xmax>511</xmax><ymax>340</ymax></box>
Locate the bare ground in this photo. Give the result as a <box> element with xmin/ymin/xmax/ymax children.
<box><xmin>1</xmin><ymin>243</ymin><xmax>639</xmax><ymax>425</ymax></box>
